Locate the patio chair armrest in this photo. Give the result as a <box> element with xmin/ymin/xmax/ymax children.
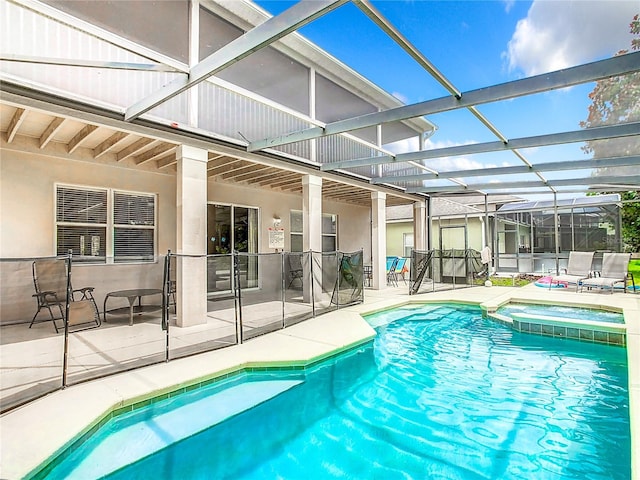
<box><xmin>72</xmin><ymin>286</ymin><xmax>95</xmax><ymax>301</ymax></box>
<box><xmin>32</xmin><ymin>290</ymin><xmax>60</xmax><ymax>302</ymax></box>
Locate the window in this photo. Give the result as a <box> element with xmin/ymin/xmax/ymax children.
<box><xmin>56</xmin><ymin>185</ymin><xmax>156</xmax><ymax>263</ymax></box>
<box><xmin>403</xmin><ymin>233</ymin><xmax>414</xmax><ymax>258</ymax></box>
<box><xmin>290</xmin><ymin>211</ymin><xmax>338</xmax><ymax>252</ymax></box>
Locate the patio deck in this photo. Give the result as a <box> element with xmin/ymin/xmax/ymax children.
<box><xmin>1</xmin><ymin>284</ymin><xmax>638</xmax><ymax>479</ymax></box>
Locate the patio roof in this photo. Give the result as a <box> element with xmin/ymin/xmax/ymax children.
<box><xmin>1</xmin><ymin>0</ymin><xmax>639</xmax><ymax>200</ymax></box>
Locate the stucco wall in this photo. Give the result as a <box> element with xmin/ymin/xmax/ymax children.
<box><xmin>1</xmin><ymin>151</ymin><xmax>373</xmax><ymax>324</ymax></box>
<box><xmin>431</xmin><ymin>218</ymin><xmax>484</xmax><ymax>251</ymax></box>
<box><xmin>0</xmin><ymin>149</ymin><xmax>176</xmax><ymax>324</ymax></box>
<box><xmin>386</xmin><ymin>222</ymin><xmax>409</xmax><ymax>257</ymax></box>
<box><xmin>208</xmin><ymin>181</ymin><xmax>372</xmax><ymax>260</ymax></box>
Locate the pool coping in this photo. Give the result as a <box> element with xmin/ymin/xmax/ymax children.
<box><xmin>1</xmin><ymin>285</ymin><xmax>638</xmax><ymax>480</ymax></box>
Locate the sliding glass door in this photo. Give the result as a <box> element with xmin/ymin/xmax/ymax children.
<box><xmin>207</xmin><ymin>204</ymin><xmax>258</xmax><ymax>294</ymax></box>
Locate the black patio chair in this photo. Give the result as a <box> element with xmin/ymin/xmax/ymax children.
<box><xmin>30</xmin><ymin>258</ymin><xmax>101</xmax><ymax>333</ymax></box>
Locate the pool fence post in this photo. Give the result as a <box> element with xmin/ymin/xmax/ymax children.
<box><xmin>234</xmin><ymin>251</ymin><xmax>244</xmax><ymax>344</ymax></box>
<box><xmin>62</xmin><ymin>250</ymin><xmax>72</xmax><ymax>388</ymax></box>
<box><xmin>281</xmin><ymin>251</ymin><xmax>286</xmax><ymax>329</ymax></box>
<box><xmin>162</xmin><ymin>251</ymin><xmax>171</xmax><ymax>362</ymax></box>
<box><xmin>310</xmin><ymin>251</ymin><xmax>316</xmax><ymax>318</ymax></box>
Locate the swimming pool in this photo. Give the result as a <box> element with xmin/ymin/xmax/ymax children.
<box><xmin>497</xmin><ymin>303</ymin><xmax>625</xmax><ymax>324</ymax></box>
<box><xmin>39</xmin><ymin>304</ymin><xmax>630</xmax><ymax>479</ymax></box>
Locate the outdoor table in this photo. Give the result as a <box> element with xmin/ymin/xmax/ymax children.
<box><xmin>103</xmin><ymin>289</ymin><xmax>162</xmax><ymax>326</ymax></box>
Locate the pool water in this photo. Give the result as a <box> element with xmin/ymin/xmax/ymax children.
<box><xmin>41</xmin><ymin>304</ymin><xmax>630</xmax><ymax>479</ymax></box>
<box><xmin>497</xmin><ymin>303</ymin><xmax>624</xmax><ymax>324</ymax></box>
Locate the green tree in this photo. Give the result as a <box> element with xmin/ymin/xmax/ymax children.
<box><xmin>581</xmin><ymin>14</ymin><xmax>640</xmax><ymax>252</ymax></box>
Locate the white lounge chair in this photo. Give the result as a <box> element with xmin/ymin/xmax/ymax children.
<box><xmin>549</xmin><ymin>251</ymin><xmax>594</xmax><ymax>291</ymax></box>
<box><xmin>580</xmin><ymin>252</ymin><xmax>631</xmax><ymax>294</ymax></box>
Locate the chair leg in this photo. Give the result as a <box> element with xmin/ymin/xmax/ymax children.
<box><xmin>30</xmin><ymin>304</ymin><xmax>61</xmax><ymax>333</ymax></box>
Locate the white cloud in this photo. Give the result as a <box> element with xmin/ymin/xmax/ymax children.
<box><xmin>503</xmin><ymin>0</ymin><xmax>515</xmax><ymax>13</ymax></box>
<box><xmin>391</xmin><ymin>91</ymin><xmax>409</xmax><ymax>104</ymax></box>
<box><xmin>504</xmin><ymin>1</ymin><xmax>638</xmax><ymax>76</ymax></box>
<box><xmin>385</xmin><ymin>138</ymin><xmax>500</xmax><ymax>171</ymax></box>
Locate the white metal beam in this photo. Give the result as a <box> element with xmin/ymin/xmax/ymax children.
<box><xmin>407</xmin><ymin>175</ymin><xmax>640</xmax><ymax>194</ymax></box>
<box><xmin>371</xmin><ymin>155</ymin><xmax>640</xmax><ymax>184</ymax></box>
<box><xmin>322</xmin><ymin>122</ymin><xmax>640</xmax><ymax>170</ymax></box>
<box><xmin>125</xmin><ymin>0</ymin><xmax>348</xmax><ymax>121</ymax></box>
<box><xmin>248</xmin><ymin>52</ymin><xmax>640</xmax><ymax>152</ymax></box>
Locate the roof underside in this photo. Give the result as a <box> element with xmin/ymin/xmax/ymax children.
<box><xmin>1</xmin><ymin>0</ymin><xmax>639</xmax><ymax>202</ymax></box>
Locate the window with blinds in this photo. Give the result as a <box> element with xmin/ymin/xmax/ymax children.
<box><xmin>113</xmin><ymin>192</ymin><xmax>156</xmax><ymax>262</ymax></box>
<box><xmin>56</xmin><ymin>186</ymin><xmax>107</xmax><ymax>260</ymax></box>
<box><xmin>55</xmin><ymin>185</ymin><xmax>156</xmax><ymax>263</ymax></box>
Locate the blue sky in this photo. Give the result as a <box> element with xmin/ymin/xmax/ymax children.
<box><xmin>254</xmin><ymin>0</ymin><xmax>638</xmax><ymax>197</ymax></box>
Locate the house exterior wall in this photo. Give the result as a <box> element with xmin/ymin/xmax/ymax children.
<box><xmin>208</xmin><ymin>181</ymin><xmax>371</xmax><ymax>259</ymax></box>
<box><xmin>0</xmin><ymin>149</ymin><xmax>374</xmax><ymax>324</ymax></box>
<box><xmin>431</xmin><ymin>218</ymin><xmax>484</xmax><ymax>251</ymax></box>
<box><xmin>0</xmin><ymin>149</ymin><xmax>177</xmax><ymax>324</ymax></box>
<box><xmin>386</xmin><ymin>222</ymin><xmax>409</xmax><ymax>258</ymax></box>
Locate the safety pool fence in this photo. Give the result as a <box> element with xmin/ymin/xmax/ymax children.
<box><xmin>409</xmin><ymin>248</ymin><xmax>485</xmax><ymax>294</ymax></box>
<box><xmin>0</xmin><ymin>249</ymin><xmax>363</xmax><ymax>413</ymax></box>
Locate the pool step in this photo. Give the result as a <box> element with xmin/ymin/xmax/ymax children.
<box><xmin>60</xmin><ymin>379</ymin><xmax>302</xmax><ymax>479</ymax></box>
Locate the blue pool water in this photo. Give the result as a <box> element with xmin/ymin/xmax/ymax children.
<box><xmin>41</xmin><ymin>304</ymin><xmax>630</xmax><ymax>479</ymax></box>
<box><xmin>497</xmin><ymin>303</ymin><xmax>625</xmax><ymax>324</ymax></box>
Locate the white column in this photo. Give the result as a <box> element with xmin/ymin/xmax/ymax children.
<box><xmin>303</xmin><ymin>175</ymin><xmax>322</xmax><ymax>301</ymax></box>
<box><xmin>371</xmin><ymin>191</ymin><xmax>387</xmax><ymax>289</ymax></box>
<box><xmin>176</xmin><ymin>145</ymin><xmax>208</xmax><ymax>327</ymax></box>
<box><xmin>413</xmin><ymin>200</ymin><xmax>427</xmax><ymax>252</ymax></box>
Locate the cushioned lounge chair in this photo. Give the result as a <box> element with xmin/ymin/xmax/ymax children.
<box><xmin>580</xmin><ymin>252</ymin><xmax>631</xmax><ymax>294</ymax></box>
<box><xmin>386</xmin><ymin>256</ymin><xmax>399</xmax><ymax>287</ymax></box>
<box><xmin>549</xmin><ymin>251</ymin><xmax>595</xmax><ymax>291</ymax></box>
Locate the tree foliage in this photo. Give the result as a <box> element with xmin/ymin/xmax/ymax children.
<box><xmin>581</xmin><ymin>14</ymin><xmax>640</xmax><ymax>159</ymax></box>
<box><xmin>582</xmin><ymin>14</ymin><xmax>640</xmax><ymax>252</ymax></box>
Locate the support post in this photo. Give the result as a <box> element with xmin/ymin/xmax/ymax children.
<box><xmin>371</xmin><ymin>191</ymin><xmax>387</xmax><ymax>289</ymax></box>
<box><xmin>303</xmin><ymin>175</ymin><xmax>322</xmax><ymax>302</ymax></box>
<box><xmin>176</xmin><ymin>145</ymin><xmax>208</xmax><ymax>327</ymax></box>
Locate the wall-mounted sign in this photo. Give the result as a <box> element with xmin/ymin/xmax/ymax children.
<box><xmin>268</xmin><ymin>228</ymin><xmax>285</xmax><ymax>249</ymax></box>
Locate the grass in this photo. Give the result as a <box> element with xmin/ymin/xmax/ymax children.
<box><xmin>471</xmin><ymin>259</ymin><xmax>640</xmax><ymax>289</ymax></box>
<box><xmin>629</xmin><ymin>259</ymin><xmax>640</xmax><ymax>287</ymax></box>
<box><xmin>473</xmin><ymin>275</ymin><xmax>537</xmax><ymax>287</ymax></box>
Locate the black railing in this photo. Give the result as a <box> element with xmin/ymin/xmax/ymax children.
<box><xmin>0</xmin><ymin>249</ymin><xmax>363</xmax><ymax>413</ymax></box>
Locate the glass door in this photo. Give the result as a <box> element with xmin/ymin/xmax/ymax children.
<box><xmin>233</xmin><ymin>206</ymin><xmax>258</xmax><ymax>289</ymax></box>
<box><xmin>207</xmin><ymin>204</ymin><xmax>258</xmax><ymax>294</ymax></box>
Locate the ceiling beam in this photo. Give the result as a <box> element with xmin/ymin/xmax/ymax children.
<box><xmin>156</xmin><ymin>153</ymin><xmax>177</xmax><ymax>169</ymax></box>
<box><xmin>258</xmin><ymin>172</ymin><xmax>300</xmax><ymax>187</ymax></box>
<box><xmin>6</xmin><ymin>107</ymin><xmax>27</xmax><ymax>143</ymax></box>
<box><xmin>68</xmin><ymin>124</ymin><xmax>98</xmax><ymax>154</ymax></box>
<box><xmin>268</xmin><ymin>175</ymin><xmax>303</xmax><ymax>188</ymax></box>
<box><xmin>324</xmin><ymin>122</ymin><xmax>640</xmax><ymax>170</ymax></box>
<box><xmin>134</xmin><ymin>143</ymin><xmax>176</xmax><ymax>165</ymax></box>
<box><xmin>207</xmin><ymin>159</ymin><xmax>245</xmax><ymax>174</ymax></box>
<box><xmin>408</xmin><ymin>175</ymin><xmax>640</xmax><ymax>194</ymax></box>
<box><xmin>371</xmin><ymin>154</ymin><xmax>640</xmax><ymax>184</ymax></box>
<box><xmin>125</xmin><ymin>0</ymin><xmax>348</xmax><ymax>121</ymax></box>
<box><xmin>116</xmin><ymin>137</ymin><xmax>155</xmax><ymax>161</ymax></box>
<box><xmin>93</xmin><ymin>131</ymin><xmax>128</xmax><ymax>158</ymax></box>
<box><xmin>39</xmin><ymin>117</ymin><xmax>65</xmax><ymax>149</ymax></box>
<box><xmin>225</xmin><ymin>164</ymin><xmax>273</xmax><ymax>182</ymax></box>
<box><xmin>248</xmin><ymin>52</ymin><xmax>640</xmax><ymax>152</ymax></box>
